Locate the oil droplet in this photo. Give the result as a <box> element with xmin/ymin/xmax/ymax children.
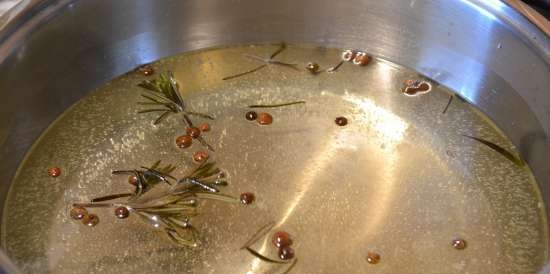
<box><xmin>335</xmin><ymin>116</ymin><xmax>348</xmax><ymax>126</ymax></box>
<box><xmin>240</xmin><ymin>192</ymin><xmax>255</xmax><ymax>204</ymax></box>
<box><xmin>198</xmin><ymin>123</ymin><xmax>210</xmax><ymax>132</ymax></box>
<box><xmin>69</xmin><ymin>207</ymin><xmax>87</xmax><ymax>220</ymax></box>
<box><xmin>47</xmin><ymin>167</ymin><xmax>61</xmax><ymax>178</ymax></box>
<box><xmin>245</xmin><ymin>111</ymin><xmax>258</xmax><ymax>121</ymax></box>
<box><xmin>114</xmin><ymin>207</ymin><xmax>130</xmax><ymax>219</ymax></box>
<box><xmin>82</xmin><ymin>214</ymin><xmax>99</xmax><ymax>227</ymax></box>
<box><xmin>366</xmin><ymin>251</ymin><xmax>381</xmax><ymax>264</ymax></box>
<box><xmin>257</xmin><ymin>112</ymin><xmax>273</xmax><ymax>125</ymax></box>
<box><xmin>278</xmin><ymin>246</ymin><xmax>295</xmax><ymax>260</ymax></box>
<box><xmin>452</xmin><ymin>238</ymin><xmax>467</xmax><ymax>250</ymax></box>
<box><xmin>193</xmin><ymin>150</ymin><xmax>209</xmax><ymax>163</ymax></box>
<box><xmin>186</xmin><ymin>127</ymin><xmax>201</xmax><ymax>139</ymax></box>
<box><xmin>402</xmin><ymin>79</ymin><xmax>432</xmax><ymax>96</ymax></box>
<box><xmin>176</xmin><ymin>135</ymin><xmax>193</xmax><ymax>149</ymax></box>
<box><xmin>272</xmin><ymin>231</ymin><xmax>293</xmax><ymax>248</ymax></box>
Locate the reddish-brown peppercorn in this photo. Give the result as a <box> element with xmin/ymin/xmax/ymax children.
<box><xmin>82</xmin><ymin>214</ymin><xmax>99</xmax><ymax>227</ymax></box>
<box><xmin>452</xmin><ymin>238</ymin><xmax>467</xmax><ymax>250</ymax></box>
<box><xmin>69</xmin><ymin>207</ymin><xmax>88</xmax><ymax>220</ymax></box>
<box><xmin>114</xmin><ymin>207</ymin><xmax>130</xmax><ymax>219</ymax></box>
<box><xmin>278</xmin><ymin>246</ymin><xmax>295</xmax><ymax>260</ymax></box>
<box><xmin>128</xmin><ymin>175</ymin><xmax>138</xmax><ymax>186</ymax></box>
<box><xmin>245</xmin><ymin>111</ymin><xmax>258</xmax><ymax>121</ymax></box>
<box><xmin>176</xmin><ymin>135</ymin><xmax>193</xmax><ymax>148</ymax></box>
<box><xmin>272</xmin><ymin>231</ymin><xmax>293</xmax><ymax>248</ymax></box>
<box><xmin>186</xmin><ymin>127</ymin><xmax>201</xmax><ymax>138</ymax></box>
<box><xmin>335</xmin><ymin>116</ymin><xmax>348</xmax><ymax>126</ymax></box>
<box><xmin>257</xmin><ymin>112</ymin><xmax>273</xmax><ymax>125</ymax></box>
<box><xmin>138</xmin><ymin>65</ymin><xmax>154</xmax><ymax>76</ymax></box>
<box><xmin>341</xmin><ymin>49</ymin><xmax>357</xmax><ymax>62</ymax></box>
<box><xmin>198</xmin><ymin>123</ymin><xmax>210</xmax><ymax>132</ymax></box>
<box><xmin>240</xmin><ymin>192</ymin><xmax>255</xmax><ymax>204</ymax></box>
<box><xmin>402</xmin><ymin>79</ymin><xmax>432</xmax><ymax>96</ymax></box>
<box><xmin>366</xmin><ymin>252</ymin><xmax>381</xmax><ymax>264</ymax></box>
<box><xmin>353</xmin><ymin>52</ymin><xmax>371</xmax><ymax>66</ymax></box>
<box><xmin>48</xmin><ymin>167</ymin><xmax>61</xmax><ymax>178</ymax></box>
<box><xmin>193</xmin><ymin>151</ymin><xmax>209</xmax><ymax>163</ymax></box>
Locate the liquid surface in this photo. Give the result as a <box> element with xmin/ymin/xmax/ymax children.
<box><xmin>2</xmin><ymin>45</ymin><xmax>548</xmax><ymax>274</ymax></box>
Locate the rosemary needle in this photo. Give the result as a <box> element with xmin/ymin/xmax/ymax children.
<box><xmin>248</xmin><ymin>101</ymin><xmax>306</xmax><ymax>108</ymax></box>
<box><xmin>241</xmin><ymin>221</ymin><xmax>276</xmax><ymax>249</ymax></box>
<box><xmin>245</xmin><ymin>247</ymin><xmax>289</xmax><ymax>264</ymax></box>
<box><xmin>462</xmin><ymin>135</ymin><xmax>525</xmax><ymax>166</ymax></box>
<box><xmin>442</xmin><ymin>94</ymin><xmax>453</xmax><ymax>114</ymax></box>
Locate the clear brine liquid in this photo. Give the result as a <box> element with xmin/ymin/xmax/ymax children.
<box><xmin>2</xmin><ymin>44</ymin><xmax>547</xmax><ymax>274</ymax></box>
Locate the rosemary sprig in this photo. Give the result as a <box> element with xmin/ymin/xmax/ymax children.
<box><xmin>222</xmin><ymin>43</ymin><xmax>298</xmax><ymax>80</ymax></box>
<box><xmin>248</xmin><ymin>101</ymin><xmax>306</xmax><ymax>108</ymax></box>
<box><xmin>462</xmin><ymin>135</ymin><xmax>525</xmax><ymax>166</ymax></box>
<box><xmin>73</xmin><ymin>161</ymin><xmax>239</xmax><ymax>247</ymax></box>
<box><xmin>137</xmin><ymin>72</ymin><xmax>215</xmax><ymax>151</ymax></box>
<box><xmin>137</xmin><ymin>71</ymin><xmax>214</xmax><ymax>124</ymax></box>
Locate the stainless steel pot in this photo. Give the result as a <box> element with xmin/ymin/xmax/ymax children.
<box><xmin>0</xmin><ymin>0</ymin><xmax>548</xmax><ymax>273</ymax></box>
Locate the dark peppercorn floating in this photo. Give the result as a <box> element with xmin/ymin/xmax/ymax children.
<box><xmin>193</xmin><ymin>151</ymin><xmax>209</xmax><ymax>163</ymax></box>
<box><xmin>186</xmin><ymin>127</ymin><xmax>201</xmax><ymax>139</ymax></box>
<box><xmin>452</xmin><ymin>238</ymin><xmax>467</xmax><ymax>250</ymax></box>
<box><xmin>306</xmin><ymin>62</ymin><xmax>320</xmax><ymax>74</ymax></box>
<box><xmin>70</xmin><ymin>207</ymin><xmax>88</xmax><ymax>220</ymax></box>
<box><xmin>48</xmin><ymin>167</ymin><xmax>61</xmax><ymax>178</ymax></box>
<box><xmin>114</xmin><ymin>207</ymin><xmax>130</xmax><ymax>219</ymax></box>
<box><xmin>335</xmin><ymin>117</ymin><xmax>348</xmax><ymax>126</ymax></box>
<box><xmin>366</xmin><ymin>251</ymin><xmax>381</xmax><ymax>264</ymax></box>
<box><xmin>402</xmin><ymin>79</ymin><xmax>432</xmax><ymax>96</ymax></box>
<box><xmin>138</xmin><ymin>65</ymin><xmax>155</xmax><ymax>76</ymax></box>
<box><xmin>240</xmin><ymin>192</ymin><xmax>255</xmax><ymax>204</ymax></box>
<box><xmin>128</xmin><ymin>175</ymin><xmax>138</xmax><ymax>186</ymax></box>
<box><xmin>257</xmin><ymin>113</ymin><xmax>273</xmax><ymax>125</ymax></box>
<box><xmin>353</xmin><ymin>52</ymin><xmax>371</xmax><ymax>66</ymax></box>
<box><xmin>272</xmin><ymin>231</ymin><xmax>293</xmax><ymax>248</ymax></box>
<box><xmin>82</xmin><ymin>214</ymin><xmax>99</xmax><ymax>227</ymax></box>
<box><xmin>176</xmin><ymin>135</ymin><xmax>193</xmax><ymax>149</ymax></box>
<box><xmin>278</xmin><ymin>246</ymin><xmax>295</xmax><ymax>260</ymax></box>
<box><xmin>198</xmin><ymin>123</ymin><xmax>210</xmax><ymax>132</ymax></box>
<box><xmin>245</xmin><ymin>111</ymin><xmax>258</xmax><ymax>121</ymax></box>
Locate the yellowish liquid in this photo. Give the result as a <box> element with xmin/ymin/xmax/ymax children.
<box><xmin>2</xmin><ymin>44</ymin><xmax>547</xmax><ymax>274</ymax></box>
